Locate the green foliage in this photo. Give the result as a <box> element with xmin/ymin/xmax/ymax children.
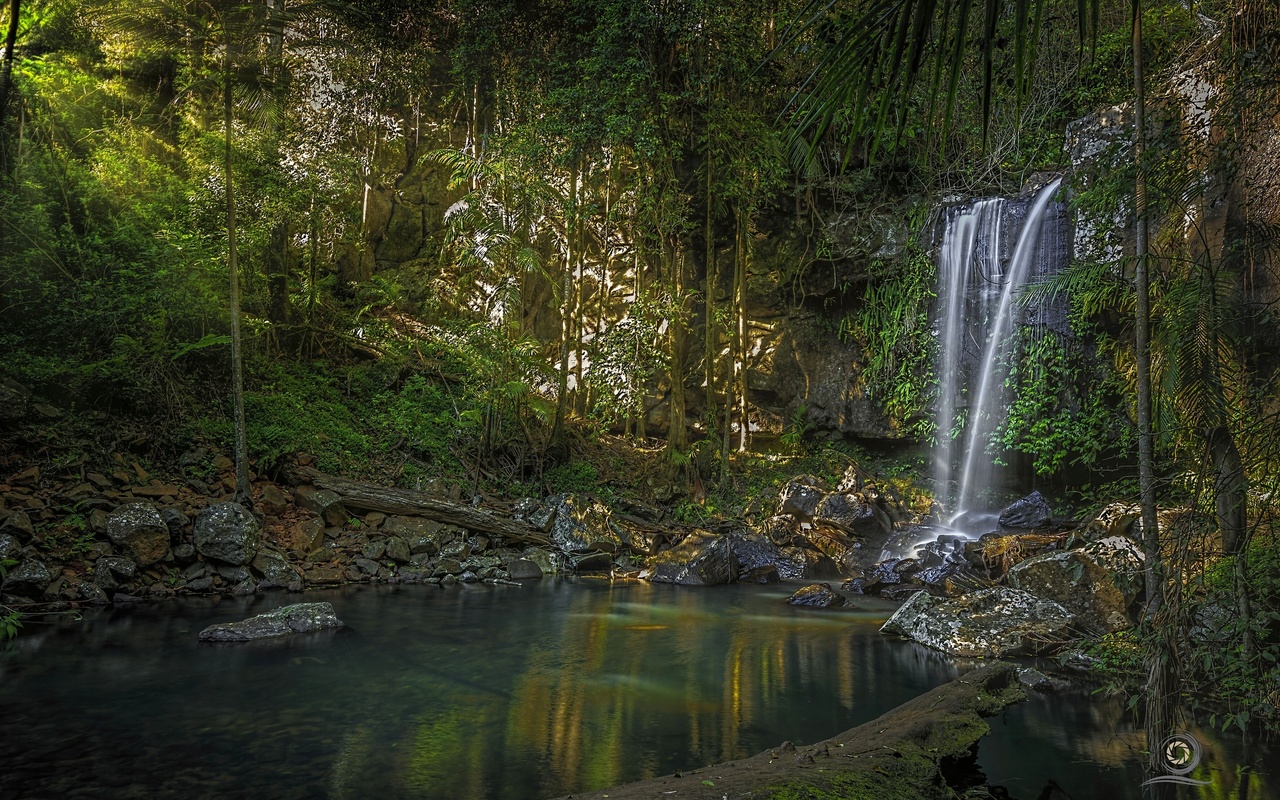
<box><xmin>1185</xmin><ymin>538</ymin><xmax>1280</xmax><ymax>729</ymax></box>
<box><xmin>545</xmin><ymin>461</ymin><xmax>600</xmax><ymax>494</ymax></box>
<box><xmin>993</xmin><ymin>328</ymin><xmax>1134</xmax><ymax>475</ymax></box>
<box><xmin>843</xmin><ymin>243</ymin><xmax>936</xmax><ymax>438</ymax></box>
<box><xmin>0</xmin><ymin>560</ymin><xmax>21</xmax><ymax>640</ymax></box>
<box><xmin>779</xmin><ymin>406</ymin><xmax>815</xmax><ymax>455</ymax></box>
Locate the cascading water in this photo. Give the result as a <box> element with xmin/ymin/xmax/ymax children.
<box><xmin>882</xmin><ymin>177</ymin><xmax>1067</xmax><ymax>560</ymax></box>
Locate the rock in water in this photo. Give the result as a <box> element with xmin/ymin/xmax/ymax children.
<box><xmin>105</xmin><ymin>503</ymin><xmax>170</xmax><ymax>566</ymax></box>
<box><xmin>880</xmin><ymin>587</ymin><xmax>1073</xmax><ymax>657</ymax></box>
<box><xmin>198</xmin><ymin>602</ymin><xmax>344</xmax><ymax>641</ymax></box>
<box><xmin>998</xmin><ymin>490</ymin><xmax>1053</xmax><ymax>529</ymax></box>
<box><xmin>1007</xmin><ymin>537</ymin><xmax>1143</xmax><ymax>632</ymax></box>
<box><xmin>193</xmin><ymin>502</ymin><xmax>262</xmax><ymax>565</ymax></box>
<box><xmin>786</xmin><ymin>583</ymin><xmax>849</xmax><ymax>608</ymax></box>
<box><xmin>641</xmin><ymin>533</ymin><xmax>736</xmax><ymax>586</ymax></box>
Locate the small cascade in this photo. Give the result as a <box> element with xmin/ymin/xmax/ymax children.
<box><xmin>883</xmin><ymin>178</ymin><xmax>1067</xmax><ymax>561</ymax></box>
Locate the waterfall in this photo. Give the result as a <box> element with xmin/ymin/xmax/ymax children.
<box><xmin>932</xmin><ymin>177</ymin><xmax>1066</xmax><ymax>524</ymax></box>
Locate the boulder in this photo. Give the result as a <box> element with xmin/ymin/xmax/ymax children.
<box><xmin>758</xmin><ymin>514</ymin><xmax>799</xmax><ymax>545</ymax></box>
<box><xmin>252</xmin><ymin>549</ymin><xmax>300</xmax><ymax>587</ymax></box>
<box><xmin>1006</xmin><ymin>537</ymin><xmax>1143</xmax><ymax>632</ymax></box>
<box><xmin>259</xmin><ymin>484</ymin><xmax>290</xmax><ymax>516</ymax></box>
<box><xmin>813</xmin><ymin>492</ymin><xmax>892</xmax><ymax>538</ymax></box>
<box><xmin>385</xmin><ymin>536</ymin><xmax>411</xmax><ymax>563</ymax></box>
<box><xmin>775</xmin><ymin>546</ymin><xmax>841</xmax><ymax>581</ymax></box>
<box><xmin>0</xmin><ymin>532</ymin><xmax>21</xmax><ymax>562</ymax></box>
<box><xmin>3</xmin><ymin>558</ymin><xmax>53</xmax><ymax>597</ymax></box>
<box><xmin>1079</xmin><ymin>502</ymin><xmax>1141</xmax><ymax>542</ymax></box>
<box><xmin>641</xmin><ymin>533</ymin><xmax>736</xmax><ymax>586</ymax></box>
<box><xmin>160</xmin><ymin>507</ymin><xmax>190</xmax><ymax>538</ymax></box>
<box><xmin>198</xmin><ymin>602</ymin><xmax>344</xmax><ymax>641</ymax></box>
<box><xmin>294</xmin><ymin>485</ymin><xmax>348</xmax><ymax>527</ymax></box>
<box><xmin>193</xmin><ymin>503</ymin><xmax>262</xmax><ymax>566</ymax></box>
<box><xmin>518</xmin><ymin>547</ymin><xmax>562</xmax><ymax>576</ymax></box>
<box><xmin>786</xmin><ymin>583</ymin><xmax>849</xmax><ymax>608</ymax></box>
<box><xmin>880</xmin><ymin>587</ymin><xmax>1074</xmax><ymax>658</ymax></box>
<box><xmin>777</xmin><ymin>475</ymin><xmax>829</xmax><ymax>518</ymax></box>
<box><xmin>796</xmin><ymin>523</ymin><xmax>863</xmax><ymax>575</ymax></box>
<box><xmin>279</xmin><ymin>519</ymin><xmax>325</xmax><ymax>557</ymax></box>
<box><xmin>506</xmin><ymin>558</ymin><xmax>544</xmax><ymax>580</ymax></box>
<box><xmin>544</xmin><ymin>495</ymin><xmax>624</xmax><ymax>555</ymax></box>
<box><xmin>1</xmin><ymin>509</ymin><xmax>35</xmax><ymax>542</ymax></box>
<box><xmin>998</xmin><ymin>491</ymin><xmax>1053</xmax><ymax>529</ymax></box>
<box><xmin>105</xmin><ymin>503</ymin><xmax>170</xmax><ymax>566</ymax></box>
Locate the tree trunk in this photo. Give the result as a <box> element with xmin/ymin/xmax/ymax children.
<box><xmin>0</xmin><ymin>0</ymin><xmax>20</xmax><ymax>133</ymax></box>
<box><xmin>551</xmin><ymin>162</ymin><xmax>578</xmax><ymax>445</ymax></box>
<box><xmin>225</xmin><ymin>22</ymin><xmax>251</xmax><ymax>508</ymax></box>
<box><xmin>1132</xmin><ymin>2</ymin><xmax>1173</xmax><ymax>789</ymax></box>
<box><xmin>704</xmin><ymin>133</ymin><xmax>718</xmax><ymax>464</ymax></box>
<box><xmin>667</xmin><ymin>239</ymin><xmax>688</xmax><ymax>452</ymax></box>
<box><xmin>735</xmin><ymin>205</ymin><xmax>749</xmax><ymax>452</ymax></box>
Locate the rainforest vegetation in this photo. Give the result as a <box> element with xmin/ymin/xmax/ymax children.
<box><xmin>2</xmin><ymin>0</ymin><xmax>1280</xmax><ymax>793</ymax></box>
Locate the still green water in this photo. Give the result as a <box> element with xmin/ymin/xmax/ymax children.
<box><xmin>0</xmin><ymin>580</ymin><xmax>1270</xmax><ymax>799</ymax></box>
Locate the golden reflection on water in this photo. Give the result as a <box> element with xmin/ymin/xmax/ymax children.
<box><xmin>397</xmin><ymin>582</ymin><xmax>879</xmax><ymax>796</ymax></box>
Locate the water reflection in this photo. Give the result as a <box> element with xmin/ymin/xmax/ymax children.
<box><xmin>0</xmin><ymin>581</ymin><xmax>1271</xmax><ymax>800</ymax></box>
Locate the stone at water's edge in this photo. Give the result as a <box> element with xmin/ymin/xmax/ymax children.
<box><xmin>998</xmin><ymin>490</ymin><xmax>1053</xmax><ymax>529</ymax></box>
<box><xmin>198</xmin><ymin>602</ymin><xmax>344</xmax><ymax>641</ymax></box>
<box><xmin>193</xmin><ymin>502</ymin><xmax>262</xmax><ymax>566</ymax></box>
<box><xmin>880</xmin><ymin>586</ymin><xmax>1073</xmax><ymax>657</ymax></box>
<box><xmin>786</xmin><ymin>583</ymin><xmax>849</xmax><ymax>608</ymax></box>
<box><xmin>641</xmin><ymin>533</ymin><xmax>736</xmax><ymax>586</ymax></box>
<box><xmin>1007</xmin><ymin>537</ymin><xmax>1143</xmax><ymax>632</ymax></box>
<box><xmin>541</xmin><ymin>494</ymin><xmax>624</xmax><ymax>555</ymax></box>
<box><xmin>105</xmin><ymin>503</ymin><xmax>170</xmax><ymax>566</ymax></box>
<box><xmin>3</xmin><ymin>558</ymin><xmax>53</xmax><ymax>597</ymax></box>
<box><xmin>553</xmin><ymin>662</ymin><xmax>1025</xmax><ymax>800</ymax></box>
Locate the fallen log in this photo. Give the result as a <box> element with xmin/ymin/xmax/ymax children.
<box><xmin>300</xmin><ymin>470</ymin><xmax>552</xmax><ymax>547</ymax></box>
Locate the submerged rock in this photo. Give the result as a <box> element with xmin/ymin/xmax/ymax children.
<box><xmin>997</xmin><ymin>491</ymin><xmax>1053</xmax><ymax>529</ymax></box>
<box><xmin>880</xmin><ymin>586</ymin><xmax>1073</xmax><ymax>658</ymax></box>
<box><xmin>786</xmin><ymin>583</ymin><xmax>849</xmax><ymax>608</ymax></box>
<box><xmin>198</xmin><ymin>602</ymin><xmax>344</xmax><ymax>641</ymax></box>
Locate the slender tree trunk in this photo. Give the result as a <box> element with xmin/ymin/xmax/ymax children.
<box><xmin>551</xmin><ymin>163</ymin><xmax>578</xmax><ymax>445</ymax></box>
<box><xmin>704</xmin><ymin>141</ymin><xmax>718</xmax><ymax>465</ymax></box>
<box><xmin>1132</xmin><ymin>3</ymin><xmax>1173</xmax><ymax>790</ymax></box>
<box><xmin>667</xmin><ymin>238</ymin><xmax>688</xmax><ymax>453</ymax></box>
<box><xmin>264</xmin><ymin>0</ymin><xmax>290</xmax><ymax>347</ymax></box>
<box><xmin>225</xmin><ymin>23</ymin><xmax>251</xmax><ymax>507</ymax></box>
<box><xmin>304</xmin><ymin>194</ymin><xmax>319</xmax><ymax>356</ymax></box>
<box><xmin>735</xmin><ymin>205</ymin><xmax>750</xmax><ymax>452</ymax></box>
<box><xmin>0</xmin><ymin>0</ymin><xmax>20</xmax><ymax>133</ymax></box>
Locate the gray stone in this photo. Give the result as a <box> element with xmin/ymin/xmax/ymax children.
<box><xmin>519</xmin><ymin>547</ymin><xmax>561</xmax><ymax>576</ymax></box>
<box><xmin>80</xmin><ymin>582</ymin><xmax>110</xmax><ymax>605</ymax></box>
<box><xmin>543</xmin><ymin>495</ymin><xmax>624</xmax><ymax>555</ymax></box>
<box><xmin>354</xmin><ymin>557</ymin><xmax>382</xmax><ymax>575</ymax></box>
<box><xmin>252</xmin><ymin>549</ymin><xmax>300</xmax><ymax>586</ymax></box>
<box><xmin>433</xmin><ymin>557</ymin><xmax>463</xmax><ymax>576</ymax></box>
<box><xmin>385</xmin><ymin>536</ymin><xmax>411</xmax><ymax>563</ymax></box>
<box><xmin>0</xmin><ymin>532</ymin><xmax>21</xmax><ymax>561</ymax></box>
<box><xmin>382</xmin><ymin>515</ymin><xmax>440</xmax><ymax>539</ymax></box>
<box><xmin>777</xmin><ymin>476</ymin><xmax>829</xmax><ymax>518</ymax></box>
<box><xmin>106</xmin><ymin>503</ymin><xmax>170</xmax><ymax>566</ymax></box>
<box><xmin>1007</xmin><ymin>536</ymin><xmax>1143</xmax><ymax>632</ymax></box>
<box><xmin>641</xmin><ymin>533</ymin><xmax>736</xmax><ymax>586</ymax></box>
<box><xmin>294</xmin><ymin>486</ymin><xmax>348</xmax><ymax>527</ymax></box>
<box><xmin>362</xmin><ymin>540</ymin><xmax>386</xmax><ymax>560</ymax></box>
<box><xmin>198</xmin><ymin>602</ymin><xmax>345</xmax><ymax>641</ymax></box>
<box><xmin>217</xmin><ymin>564</ymin><xmax>251</xmax><ymax>582</ymax></box>
<box><xmin>259</xmin><ymin>484</ymin><xmax>290</xmax><ymax>515</ymax></box>
<box><xmin>1017</xmin><ymin>667</ymin><xmax>1055</xmax><ymax>692</ymax></box>
<box><xmin>1</xmin><ymin>510</ymin><xmax>35</xmax><ymax>541</ymax></box>
<box><xmin>112</xmin><ymin>592</ymin><xmax>143</xmax><ymax>604</ymax></box>
<box><xmin>193</xmin><ymin>503</ymin><xmax>262</xmax><ymax>565</ymax></box>
<box><xmin>186</xmin><ymin>577</ymin><xmax>214</xmax><ymax>592</ymax></box>
<box><xmin>775</xmin><ymin>546</ymin><xmax>841</xmax><ymax>581</ymax></box>
<box><xmin>172</xmin><ymin>543</ymin><xmax>196</xmax><ymax>561</ymax></box>
<box><xmin>571</xmin><ymin>552</ymin><xmax>614</xmax><ymax>572</ymax></box>
<box><xmin>231</xmin><ymin>579</ymin><xmax>257</xmax><ymax>596</ymax></box>
<box><xmin>880</xmin><ymin>587</ymin><xmax>1073</xmax><ymax>658</ymax></box>
<box><xmin>0</xmin><ymin>377</ymin><xmax>31</xmax><ymax>420</ymax></box>
<box><xmin>814</xmin><ymin>492</ymin><xmax>891</xmax><ymax>538</ymax></box>
<box><xmin>3</xmin><ymin>558</ymin><xmax>53</xmax><ymax>596</ymax></box>
<box><xmin>786</xmin><ymin>583</ymin><xmax>849</xmax><ymax>608</ymax></box>
<box><xmin>97</xmin><ymin>556</ymin><xmax>137</xmax><ymax>580</ymax></box>
<box><xmin>160</xmin><ymin>507</ymin><xmax>190</xmax><ymax>538</ymax></box>
<box><xmin>998</xmin><ymin>491</ymin><xmax>1053</xmax><ymax>529</ymax></box>
<box><xmin>506</xmin><ymin>558</ymin><xmax>544</xmax><ymax>580</ymax></box>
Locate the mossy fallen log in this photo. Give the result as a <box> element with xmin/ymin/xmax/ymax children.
<box><xmin>557</xmin><ymin>662</ymin><xmax>1024</xmax><ymax>800</ymax></box>
<box><xmin>300</xmin><ymin>469</ymin><xmax>552</xmax><ymax>547</ymax></box>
